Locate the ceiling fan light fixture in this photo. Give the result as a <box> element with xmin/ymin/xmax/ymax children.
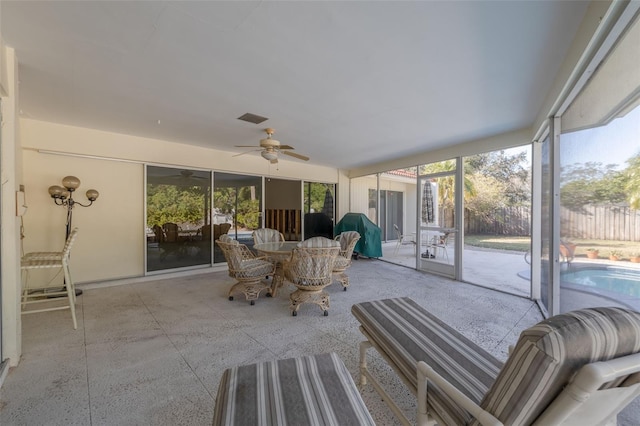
<box><xmin>261</xmin><ymin>150</ymin><xmax>278</xmax><ymax>161</ymax></box>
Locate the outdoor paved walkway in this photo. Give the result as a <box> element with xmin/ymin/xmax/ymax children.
<box><xmin>381</xmin><ymin>241</ymin><xmax>529</xmax><ymax>296</ymax></box>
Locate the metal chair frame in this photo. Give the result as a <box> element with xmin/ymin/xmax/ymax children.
<box><xmin>21</xmin><ymin>228</ymin><xmax>80</xmax><ymax>329</ymax></box>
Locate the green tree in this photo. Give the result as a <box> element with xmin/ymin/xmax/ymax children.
<box><xmin>420</xmin><ymin>160</ymin><xmax>475</xmax><ymax>210</ymax></box>
<box><xmin>213</xmin><ymin>185</ymin><xmax>260</xmax><ymax>230</ymax></box>
<box><xmin>625</xmin><ymin>154</ymin><xmax>640</xmax><ymax>209</ymax></box>
<box><xmin>560</xmin><ymin>162</ymin><xmax>627</xmax><ymax>211</ymax></box>
<box><xmin>465</xmin><ymin>174</ymin><xmax>508</xmax><ymax>222</ymax></box>
<box><xmin>147</xmin><ymin>184</ymin><xmax>207</xmax><ymax>227</ymax></box>
<box><xmin>304</xmin><ymin>183</ymin><xmax>332</xmax><ymax>214</ymax></box>
<box><xmin>465</xmin><ymin>150</ymin><xmax>530</xmax><ymax>206</ymax></box>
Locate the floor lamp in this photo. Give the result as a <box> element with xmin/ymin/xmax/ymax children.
<box><xmin>48</xmin><ymin>175</ymin><xmax>99</xmax><ymax>296</ymax></box>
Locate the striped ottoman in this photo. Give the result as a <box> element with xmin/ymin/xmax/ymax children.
<box><xmin>213</xmin><ymin>352</ymin><xmax>375</xmax><ymax>426</ymax></box>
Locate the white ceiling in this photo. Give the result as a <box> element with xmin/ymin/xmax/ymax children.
<box><xmin>2</xmin><ymin>1</ymin><xmax>589</xmax><ymax>169</ymax></box>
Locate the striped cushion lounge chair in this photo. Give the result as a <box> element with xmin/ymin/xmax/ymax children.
<box><xmin>352</xmin><ymin>297</ymin><xmax>640</xmax><ymax>425</ymax></box>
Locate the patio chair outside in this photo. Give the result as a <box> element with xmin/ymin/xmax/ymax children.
<box><xmin>215</xmin><ymin>235</ymin><xmax>274</xmax><ymax>305</ymax></box>
<box><xmin>333</xmin><ymin>231</ymin><xmax>361</xmax><ymax>290</ymax></box>
<box><xmin>393</xmin><ymin>224</ymin><xmax>415</xmax><ymax>256</ymax></box>
<box><xmin>428</xmin><ymin>231</ymin><xmax>451</xmax><ymax>263</ymax></box>
<box><xmin>560</xmin><ymin>239</ymin><xmax>576</xmax><ymax>264</ymax></box>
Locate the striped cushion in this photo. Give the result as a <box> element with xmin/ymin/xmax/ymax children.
<box><xmin>475</xmin><ymin>307</ymin><xmax>640</xmax><ymax>425</ymax></box>
<box><xmin>218</xmin><ymin>234</ymin><xmax>236</xmax><ymax>244</ymax></box>
<box><xmin>213</xmin><ymin>352</ymin><xmax>374</xmax><ymax>426</ymax></box>
<box><xmin>298</xmin><ymin>237</ymin><xmax>340</xmax><ymax>248</ymax></box>
<box><xmin>235</xmin><ymin>259</ymin><xmax>274</xmax><ymax>279</ymax></box>
<box><xmin>337</xmin><ymin>231</ymin><xmax>360</xmax><ymax>251</ymax></box>
<box><xmin>352</xmin><ymin>298</ymin><xmax>502</xmax><ymax>425</ymax></box>
<box><xmin>253</xmin><ymin>228</ymin><xmax>283</xmax><ymax>244</ymax></box>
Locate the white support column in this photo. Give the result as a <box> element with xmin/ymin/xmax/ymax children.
<box><xmin>550</xmin><ymin>116</ymin><xmax>562</xmax><ymax>316</ymax></box>
<box><xmin>1</xmin><ymin>44</ymin><xmax>23</xmax><ymax>368</ymax></box>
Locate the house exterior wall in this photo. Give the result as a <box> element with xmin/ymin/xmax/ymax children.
<box><xmin>349</xmin><ymin>174</ymin><xmax>418</xmax><ymax>235</ymax></box>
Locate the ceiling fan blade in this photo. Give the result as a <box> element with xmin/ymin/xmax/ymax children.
<box><xmin>235</xmin><ymin>145</ymin><xmax>261</xmax><ymax>148</ymax></box>
<box><xmin>278</xmin><ymin>145</ymin><xmax>294</xmax><ymax>150</ymax></box>
<box><xmin>282</xmin><ymin>151</ymin><xmax>309</xmax><ymax>161</ymax></box>
<box><xmin>232</xmin><ymin>149</ymin><xmax>260</xmax><ymax>157</ymax></box>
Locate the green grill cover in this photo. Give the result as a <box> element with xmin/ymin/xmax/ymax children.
<box><xmin>334</xmin><ymin>213</ymin><xmax>383</xmax><ymax>258</ymax></box>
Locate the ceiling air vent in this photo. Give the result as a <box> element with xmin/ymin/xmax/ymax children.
<box><xmin>237</xmin><ymin>113</ymin><xmax>268</xmax><ymax>124</ymax></box>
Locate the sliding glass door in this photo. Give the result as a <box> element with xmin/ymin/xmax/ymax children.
<box><xmin>146</xmin><ymin>166</ymin><xmax>212</xmax><ymax>272</ymax></box>
<box><xmin>303</xmin><ymin>182</ymin><xmax>335</xmax><ymax>239</ymax></box>
<box><xmin>213</xmin><ymin>172</ymin><xmax>262</xmax><ymax>260</ymax></box>
<box><xmin>418</xmin><ymin>160</ymin><xmax>458</xmax><ymax>278</ymax></box>
<box><xmin>380</xmin><ymin>190</ymin><xmax>403</xmax><ymax>241</ymax></box>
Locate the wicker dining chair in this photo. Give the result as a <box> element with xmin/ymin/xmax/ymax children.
<box><xmin>284</xmin><ymin>237</ymin><xmax>340</xmax><ymax>316</ymax></box>
<box><xmin>216</xmin><ymin>235</ymin><xmax>275</xmax><ymax>305</ymax></box>
<box><xmin>252</xmin><ymin>228</ymin><xmax>285</xmax><ymax>245</ymax></box>
<box><xmin>333</xmin><ymin>231</ymin><xmax>361</xmax><ymax>290</ymax></box>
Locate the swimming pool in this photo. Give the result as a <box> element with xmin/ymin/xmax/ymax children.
<box><xmin>561</xmin><ymin>267</ymin><xmax>640</xmax><ymax>298</ymax></box>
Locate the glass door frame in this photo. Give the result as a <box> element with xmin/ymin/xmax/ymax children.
<box><xmin>144</xmin><ymin>164</ymin><xmax>213</xmax><ymax>275</ymax></box>
<box><xmin>416</xmin><ymin>158</ymin><xmax>462</xmax><ymax>279</ymax></box>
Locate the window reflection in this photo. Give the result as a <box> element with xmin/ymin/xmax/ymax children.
<box><xmin>304</xmin><ymin>182</ymin><xmax>335</xmax><ymax>239</ymax></box>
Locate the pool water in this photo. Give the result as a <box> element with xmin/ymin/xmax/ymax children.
<box><xmin>562</xmin><ymin>268</ymin><xmax>640</xmax><ymax>298</ymax></box>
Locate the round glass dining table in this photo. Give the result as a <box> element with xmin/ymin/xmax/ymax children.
<box><xmin>254</xmin><ymin>242</ymin><xmax>299</xmax><ymax>297</ymax></box>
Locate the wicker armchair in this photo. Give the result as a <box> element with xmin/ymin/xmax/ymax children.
<box><xmin>333</xmin><ymin>231</ymin><xmax>361</xmax><ymax>290</ymax></box>
<box><xmin>284</xmin><ymin>237</ymin><xmax>340</xmax><ymax>316</ymax></box>
<box><xmin>216</xmin><ymin>235</ymin><xmax>275</xmax><ymax>305</ymax></box>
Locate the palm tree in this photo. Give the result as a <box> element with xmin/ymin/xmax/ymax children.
<box><xmin>419</xmin><ymin>160</ymin><xmax>476</xmax><ymax>209</ymax></box>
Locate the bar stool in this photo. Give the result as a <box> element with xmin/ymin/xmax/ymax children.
<box><xmin>21</xmin><ymin>228</ymin><xmax>79</xmax><ymax>329</ymax></box>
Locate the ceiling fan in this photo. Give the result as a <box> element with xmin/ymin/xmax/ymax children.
<box><xmin>234</xmin><ymin>128</ymin><xmax>310</xmax><ymax>164</ymax></box>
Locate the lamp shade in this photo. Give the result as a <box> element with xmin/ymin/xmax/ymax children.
<box><xmin>86</xmin><ymin>189</ymin><xmax>99</xmax><ymax>201</ymax></box>
<box><xmin>62</xmin><ymin>175</ymin><xmax>81</xmax><ymax>191</ymax></box>
<box><xmin>48</xmin><ymin>185</ymin><xmax>65</xmax><ymax>198</ymax></box>
<box><xmin>261</xmin><ymin>150</ymin><xmax>278</xmax><ymax>161</ymax></box>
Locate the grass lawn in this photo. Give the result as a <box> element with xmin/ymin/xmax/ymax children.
<box><xmin>464</xmin><ymin>235</ymin><xmax>530</xmax><ymax>252</ymax></box>
<box><xmin>465</xmin><ymin>234</ymin><xmax>640</xmax><ymax>261</ymax></box>
<box><xmin>565</xmin><ymin>239</ymin><xmax>640</xmax><ymax>260</ymax></box>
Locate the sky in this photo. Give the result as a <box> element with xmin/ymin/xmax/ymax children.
<box><xmin>560</xmin><ymin>104</ymin><xmax>640</xmax><ymax>169</ymax></box>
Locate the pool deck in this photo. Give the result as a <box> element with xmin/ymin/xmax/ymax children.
<box><xmin>380</xmin><ymin>241</ymin><xmax>640</xmax><ymax>311</ymax></box>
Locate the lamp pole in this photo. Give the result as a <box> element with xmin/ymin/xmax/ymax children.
<box><xmin>48</xmin><ymin>175</ymin><xmax>99</xmax><ymax>296</ymax></box>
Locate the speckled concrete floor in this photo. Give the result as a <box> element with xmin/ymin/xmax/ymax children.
<box><xmin>1</xmin><ymin>259</ymin><xmax>639</xmax><ymax>425</ymax></box>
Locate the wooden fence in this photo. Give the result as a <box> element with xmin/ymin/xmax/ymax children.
<box><xmin>561</xmin><ymin>205</ymin><xmax>640</xmax><ymax>242</ymax></box>
<box><xmin>443</xmin><ymin>204</ymin><xmax>640</xmax><ymax>242</ymax></box>
<box><xmin>461</xmin><ymin>206</ymin><xmax>531</xmax><ymax>236</ymax></box>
